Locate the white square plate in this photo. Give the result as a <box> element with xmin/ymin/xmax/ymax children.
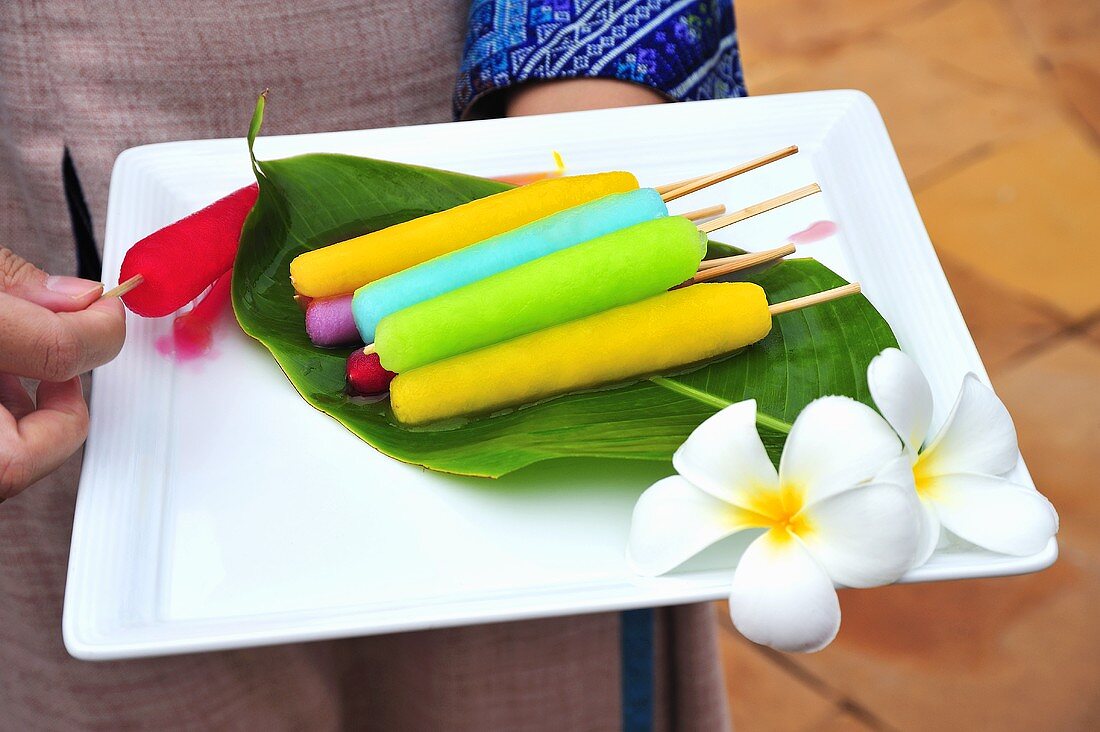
<box><xmin>64</xmin><ymin>91</ymin><xmax>1056</xmax><ymax>660</ymax></box>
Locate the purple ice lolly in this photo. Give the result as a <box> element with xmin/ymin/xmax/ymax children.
<box><xmin>305</xmin><ymin>294</ymin><xmax>361</xmax><ymax>347</ymax></box>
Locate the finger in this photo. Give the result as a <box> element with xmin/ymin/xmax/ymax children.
<box><xmin>0</xmin><ymin>374</ymin><xmax>35</xmax><ymax>421</ymax></box>
<box><xmin>0</xmin><ymin>377</ymin><xmax>88</xmax><ymax>500</ymax></box>
<box><xmin>0</xmin><ymin>292</ymin><xmax>126</xmax><ymax>381</ymax></box>
<box><xmin>58</xmin><ymin>297</ymin><xmax>127</xmax><ymax>370</ymax></box>
<box><xmin>0</xmin><ymin>248</ymin><xmax>103</xmax><ymax>312</ymax></box>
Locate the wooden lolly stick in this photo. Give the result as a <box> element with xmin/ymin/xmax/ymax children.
<box><xmin>660</xmin><ymin>145</ymin><xmax>798</xmax><ymax>203</ymax></box>
<box><xmin>655</xmin><ymin>174</ymin><xmax>708</xmax><ymax>196</ymax></box>
<box><xmin>697</xmin><ymin>242</ymin><xmax>796</xmax><ymax>270</ymax></box>
<box><xmin>100</xmin><ymin>274</ymin><xmax>144</xmax><ymax>300</ymax></box>
<box><xmin>768</xmin><ymin>283</ymin><xmax>861</xmax><ymax>316</ymax></box>
<box><xmin>680</xmin><ymin>204</ymin><xmax>726</xmax><ymax>222</ymax></box>
<box><xmin>687</xmin><ymin>244</ymin><xmax>796</xmax><ymax>285</ymax></box>
<box><xmin>698</xmin><ymin>184</ymin><xmax>821</xmax><ymax>234</ymax></box>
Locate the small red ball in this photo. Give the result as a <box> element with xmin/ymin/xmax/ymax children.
<box><xmin>346</xmin><ymin>349</ymin><xmax>396</xmax><ymax>396</ymax></box>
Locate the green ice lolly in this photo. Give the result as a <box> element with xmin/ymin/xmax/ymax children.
<box><xmin>375</xmin><ymin>216</ymin><xmax>707</xmax><ymax>373</ymax></box>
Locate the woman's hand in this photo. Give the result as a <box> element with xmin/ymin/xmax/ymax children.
<box><xmin>0</xmin><ymin>249</ymin><xmax>125</xmax><ymax>501</ymax></box>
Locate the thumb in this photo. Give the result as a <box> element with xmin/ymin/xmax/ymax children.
<box><xmin>0</xmin><ymin>248</ymin><xmax>103</xmax><ymax>312</ymax></box>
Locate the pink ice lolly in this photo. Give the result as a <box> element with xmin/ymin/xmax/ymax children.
<box><xmin>305</xmin><ymin>294</ymin><xmax>361</xmax><ymax>347</ymax></box>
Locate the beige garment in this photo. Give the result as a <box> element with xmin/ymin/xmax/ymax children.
<box><xmin>0</xmin><ymin>2</ymin><xmax>731</xmax><ymax>729</ymax></box>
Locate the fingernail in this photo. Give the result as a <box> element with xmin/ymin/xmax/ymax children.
<box><xmin>46</xmin><ymin>275</ymin><xmax>103</xmax><ymax>299</ymax></box>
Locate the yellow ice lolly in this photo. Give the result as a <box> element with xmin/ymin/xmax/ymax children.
<box><xmin>290</xmin><ymin>171</ymin><xmax>638</xmax><ymax>297</ymax></box>
<box><xmin>389</xmin><ymin>283</ymin><xmax>772</xmax><ymax>426</ymax></box>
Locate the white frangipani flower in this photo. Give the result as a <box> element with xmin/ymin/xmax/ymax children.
<box><xmin>628</xmin><ymin>397</ymin><xmax>920</xmax><ymax>653</ymax></box>
<box><xmin>866</xmin><ymin>348</ymin><xmax>1058</xmax><ymax>565</ymax></box>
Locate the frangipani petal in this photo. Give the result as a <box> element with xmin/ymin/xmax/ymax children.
<box><xmin>921</xmin><ymin>374</ymin><xmax>1018</xmax><ymax>478</ymax></box>
<box><xmin>799</xmin><ymin>458</ymin><xmax>921</xmax><ymax>587</ymax></box>
<box><xmin>932</xmin><ymin>473</ymin><xmax>1059</xmax><ymax>556</ymax></box>
<box><xmin>627</xmin><ymin>476</ymin><xmax>758</xmax><ymax>576</ymax></box>
<box><xmin>780</xmin><ymin>396</ymin><xmax>903</xmax><ymax>506</ymax></box>
<box><xmin>914</xmin><ymin>498</ymin><xmax>942</xmax><ymax>567</ymax></box>
<box><xmin>673</xmin><ymin>399</ymin><xmax>779</xmax><ymax>506</ymax></box>
<box><xmin>875</xmin><ymin>454</ymin><xmax>932</xmax><ymax>566</ymax></box>
<box><xmin>874</xmin><ymin>451</ymin><xmax>918</xmax><ymax>492</ymax></box>
<box><xmin>867</xmin><ymin>348</ymin><xmax>933</xmax><ymax>454</ymax></box>
<box><xmin>729</xmin><ymin>534</ymin><xmax>840</xmax><ymax>652</ymax></box>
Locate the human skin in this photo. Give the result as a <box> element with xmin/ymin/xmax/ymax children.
<box><xmin>0</xmin><ymin>249</ymin><xmax>126</xmax><ymax>500</ymax></box>
<box><xmin>0</xmin><ymin>80</ymin><xmax>660</xmax><ymax>501</ymax></box>
<box><xmin>506</xmin><ymin>78</ymin><xmax>666</xmax><ymax>116</ymax></box>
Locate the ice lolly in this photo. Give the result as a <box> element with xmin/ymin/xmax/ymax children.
<box><xmin>305</xmin><ymin>294</ymin><xmax>359</xmax><ymax>347</ymax></box>
<box><xmin>389</xmin><ymin>283</ymin><xmax>772</xmax><ymax>426</ymax></box>
<box><xmin>374</xmin><ymin>216</ymin><xmax>707</xmax><ymax>374</ymax></box>
<box><xmin>290</xmin><ymin>171</ymin><xmax>638</xmax><ymax>298</ymax></box>
<box><xmin>350</xmin><ymin>188</ymin><xmax>668</xmax><ymax>343</ymax></box>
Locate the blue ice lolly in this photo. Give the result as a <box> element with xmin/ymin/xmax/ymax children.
<box><xmin>350</xmin><ymin>188</ymin><xmax>668</xmax><ymax>342</ymax></box>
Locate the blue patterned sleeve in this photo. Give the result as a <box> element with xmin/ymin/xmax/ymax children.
<box><xmin>454</xmin><ymin>0</ymin><xmax>747</xmax><ymax>119</ymax></box>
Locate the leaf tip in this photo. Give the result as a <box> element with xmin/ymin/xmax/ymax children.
<box><xmin>247</xmin><ymin>89</ymin><xmax>270</xmax><ymax>175</ymax></box>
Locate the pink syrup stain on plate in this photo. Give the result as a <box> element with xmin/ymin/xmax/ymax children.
<box><xmin>156</xmin><ymin>271</ymin><xmax>233</xmax><ymax>362</ymax></box>
<box><xmin>788</xmin><ymin>220</ymin><xmax>838</xmax><ymax>245</ymax></box>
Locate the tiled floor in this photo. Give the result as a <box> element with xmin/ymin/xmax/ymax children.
<box><xmin>720</xmin><ymin>0</ymin><xmax>1100</xmax><ymax>729</ymax></box>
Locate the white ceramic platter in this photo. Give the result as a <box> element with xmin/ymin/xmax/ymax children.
<box><xmin>64</xmin><ymin>91</ymin><xmax>1056</xmax><ymax>660</ymax></box>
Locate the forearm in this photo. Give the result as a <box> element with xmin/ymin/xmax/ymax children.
<box><xmin>454</xmin><ymin>1</ymin><xmax>744</xmax><ymax>121</ymax></box>
<box><xmin>505</xmin><ymin>79</ymin><xmax>666</xmax><ymax>117</ymax></box>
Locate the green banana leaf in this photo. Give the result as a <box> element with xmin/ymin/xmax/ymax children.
<box><xmin>233</xmin><ymin>97</ymin><xmax>898</xmax><ymax>478</ymax></box>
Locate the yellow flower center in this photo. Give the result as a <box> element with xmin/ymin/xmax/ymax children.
<box><xmin>912</xmin><ymin>454</ymin><xmax>940</xmax><ymax>499</ymax></box>
<box><xmin>738</xmin><ymin>484</ymin><xmax>813</xmax><ymax>544</ymax></box>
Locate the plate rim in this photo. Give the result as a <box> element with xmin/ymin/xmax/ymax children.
<box><xmin>64</xmin><ymin>89</ymin><xmax>1058</xmax><ymax>660</ymax></box>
